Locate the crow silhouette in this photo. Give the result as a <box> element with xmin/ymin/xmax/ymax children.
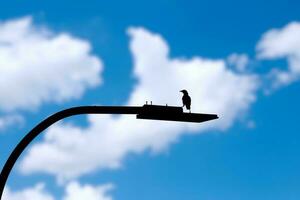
<box><xmin>180</xmin><ymin>89</ymin><xmax>191</xmax><ymax>112</ymax></box>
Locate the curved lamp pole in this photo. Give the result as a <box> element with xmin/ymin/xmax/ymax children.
<box><xmin>0</xmin><ymin>105</ymin><xmax>218</xmax><ymax>199</ymax></box>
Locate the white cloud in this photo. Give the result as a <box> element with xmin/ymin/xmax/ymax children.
<box><xmin>256</xmin><ymin>21</ymin><xmax>300</xmax><ymax>88</ymax></box>
<box><xmin>0</xmin><ymin>114</ymin><xmax>24</xmax><ymax>132</ymax></box>
<box><xmin>3</xmin><ymin>183</ymin><xmax>54</xmax><ymax>200</ymax></box>
<box><xmin>227</xmin><ymin>53</ymin><xmax>250</xmax><ymax>72</ymax></box>
<box><xmin>0</xmin><ymin>16</ymin><xmax>103</xmax><ymax>112</ymax></box>
<box><xmin>63</xmin><ymin>181</ymin><xmax>113</xmax><ymax>200</ymax></box>
<box><xmin>20</xmin><ymin>27</ymin><xmax>258</xmax><ymax>181</ymax></box>
<box><xmin>3</xmin><ymin>182</ymin><xmax>113</xmax><ymax>200</ymax></box>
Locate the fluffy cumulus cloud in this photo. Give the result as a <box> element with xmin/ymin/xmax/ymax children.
<box><xmin>3</xmin><ymin>182</ymin><xmax>113</xmax><ymax>200</ymax></box>
<box><xmin>0</xmin><ymin>114</ymin><xmax>24</xmax><ymax>132</ymax></box>
<box><xmin>20</xmin><ymin>27</ymin><xmax>259</xmax><ymax>181</ymax></box>
<box><xmin>0</xmin><ymin>17</ymin><xmax>103</xmax><ymax>112</ymax></box>
<box><xmin>257</xmin><ymin>21</ymin><xmax>300</xmax><ymax>88</ymax></box>
<box><xmin>3</xmin><ymin>183</ymin><xmax>54</xmax><ymax>200</ymax></box>
<box><xmin>63</xmin><ymin>182</ymin><xmax>113</xmax><ymax>200</ymax></box>
<box><xmin>227</xmin><ymin>53</ymin><xmax>250</xmax><ymax>72</ymax></box>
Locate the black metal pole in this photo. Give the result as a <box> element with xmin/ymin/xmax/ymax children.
<box><xmin>0</xmin><ymin>106</ymin><xmax>141</xmax><ymax>199</ymax></box>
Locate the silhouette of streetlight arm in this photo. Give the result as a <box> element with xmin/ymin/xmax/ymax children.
<box><xmin>0</xmin><ymin>106</ymin><xmax>141</xmax><ymax>199</ymax></box>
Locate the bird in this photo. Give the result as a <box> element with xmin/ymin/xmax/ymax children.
<box><xmin>180</xmin><ymin>89</ymin><xmax>191</xmax><ymax>113</ymax></box>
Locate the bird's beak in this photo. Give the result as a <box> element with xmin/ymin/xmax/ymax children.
<box><xmin>180</xmin><ymin>90</ymin><xmax>183</xmax><ymax>93</ymax></box>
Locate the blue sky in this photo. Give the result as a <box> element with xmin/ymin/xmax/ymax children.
<box><xmin>1</xmin><ymin>0</ymin><xmax>300</xmax><ymax>200</ymax></box>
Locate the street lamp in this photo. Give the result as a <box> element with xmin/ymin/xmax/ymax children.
<box><xmin>0</xmin><ymin>104</ymin><xmax>218</xmax><ymax>199</ymax></box>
